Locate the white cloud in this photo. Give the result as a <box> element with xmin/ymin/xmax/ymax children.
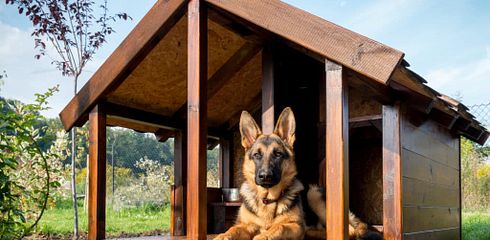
<box><xmin>347</xmin><ymin>0</ymin><xmax>425</xmax><ymax>37</ymax></box>
<box><xmin>425</xmin><ymin>47</ymin><xmax>490</xmax><ymax>105</ymax></box>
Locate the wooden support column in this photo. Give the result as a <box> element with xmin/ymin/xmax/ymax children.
<box><xmin>382</xmin><ymin>102</ymin><xmax>403</xmax><ymax>240</ymax></box>
<box><xmin>88</xmin><ymin>105</ymin><xmax>107</xmax><ymax>240</ymax></box>
<box><xmin>325</xmin><ymin>59</ymin><xmax>349</xmax><ymax>240</ymax></box>
<box><xmin>171</xmin><ymin>130</ymin><xmax>187</xmax><ymax>236</ymax></box>
<box><xmin>262</xmin><ymin>45</ymin><xmax>275</xmax><ymax>134</ymax></box>
<box><xmin>219</xmin><ymin>137</ymin><xmax>232</xmax><ymax>188</ymax></box>
<box><xmin>187</xmin><ymin>0</ymin><xmax>207</xmax><ymax>239</ymax></box>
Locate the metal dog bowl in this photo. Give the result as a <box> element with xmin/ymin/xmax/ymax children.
<box><xmin>222</xmin><ymin>188</ymin><xmax>240</xmax><ymax>202</ymax></box>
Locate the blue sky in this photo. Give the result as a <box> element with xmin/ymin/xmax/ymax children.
<box><xmin>1</xmin><ymin>0</ymin><xmax>489</xmax><ymax>118</ymax></box>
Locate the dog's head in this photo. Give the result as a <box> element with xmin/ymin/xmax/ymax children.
<box><xmin>240</xmin><ymin>107</ymin><xmax>297</xmax><ymax>189</ymax></box>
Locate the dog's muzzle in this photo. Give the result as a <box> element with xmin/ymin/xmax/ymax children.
<box><xmin>256</xmin><ymin>169</ymin><xmax>280</xmax><ymax>188</ymax></box>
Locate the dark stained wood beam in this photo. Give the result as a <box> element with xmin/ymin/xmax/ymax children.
<box><xmin>155</xmin><ymin>129</ymin><xmax>176</xmax><ymax>142</ymax></box>
<box><xmin>325</xmin><ymin>59</ymin><xmax>349</xmax><ymax>240</ymax></box>
<box><xmin>262</xmin><ymin>45</ymin><xmax>275</xmax><ymax>134</ymax></box>
<box><xmin>478</xmin><ymin>131</ymin><xmax>490</xmax><ymax>145</ymax></box>
<box><xmin>219</xmin><ymin>137</ymin><xmax>232</xmax><ymax>188</ymax></box>
<box><xmin>172</xmin><ymin>41</ymin><xmax>262</xmax><ymax>119</ymax></box>
<box><xmin>206</xmin><ymin>0</ymin><xmax>404</xmax><ymax>84</ymax></box>
<box><xmin>186</xmin><ymin>0</ymin><xmax>207</xmax><ymax>238</ymax></box>
<box><xmin>390</xmin><ymin>81</ymin><xmax>434</xmax><ymax>114</ymax></box>
<box><xmin>105</xmin><ymin>102</ymin><xmax>182</xmax><ymax>130</ymax></box>
<box><xmin>382</xmin><ymin>102</ymin><xmax>403</xmax><ymax>240</ymax></box>
<box><xmin>429</xmin><ymin>108</ymin><xmax>459</xmax><ymax>130</ymax></box>
<box><xmin>171</xmin><ymin>130</ymin><xmax>187</xmax><ymax>236</ymax></box>
<box><xmin>59</xmin><ymin>0</ymin><xmax>188</xmax><ymax>131</ymax></box>
<box><xmin>347</xmin><ymin>70</ymin><xmax>394</xmax><ymax>105</ymax></box>
<box><xmin>88</xmin><ymin>105</ymin><xmax>107</xmax><ymax>240</ymax></box>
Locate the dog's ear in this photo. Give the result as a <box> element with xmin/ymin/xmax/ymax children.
<box><xmin>274</xmin><ymin>107</ymin><xmax>296</xmax><ymax>147</ymax></box>
<box><xmin>240</xmin><ymin>111</ymin><xmax>262</xmax><ymax>149</ymax></box>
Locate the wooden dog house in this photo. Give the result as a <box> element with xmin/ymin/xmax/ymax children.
<box><xmin>59</xmin><ymin>0</ymin><xmax>489</xmax><ymax>239</ymax></box>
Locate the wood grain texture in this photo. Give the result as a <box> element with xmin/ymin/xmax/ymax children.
<box><xmin>382</xmin><ymin>102</ymin><xmax>403</xmax><ymax>240</ymax></box>
<box><xmin>206</xmin><ymin>0</ymin><xmax>404</xmax><ymax>83</ymax></box>
<box><xmin>262</xmin><ymin>45</ymin><xmax>275</xmax><ymax>134</ymax></box>
<box><xmin>187</xmin><ymin>0</ymin><xmax>208</xmax><ymax>238</ymax></box>
<box><xmin>172</xmin><ymin>130</ymin><xmax>187</xmax><ymax>236</ymax></box>
<box><xmin>403</xmin><ymin>228</ymin><xmax>460</xmax><ymax>240</ymax></box>
<box><xmin>219</xmin><ymin>137</ymin><xmax>232</xmax><ymax>188</ymax></box>
<box><xmin>88</xmin><ymin>105</ymin><xmax>107</xmax><ymax>240</ymax></box>
<box><xmin>59</xmin><ymin>0</ymin><xmax>188</xmax><ymax>130</ymax></box>
<box><xmin>403</xmin><ymin>207</ymin><xmax>460</xmax><ymax>233</ymax></box>
<box><xmin>325</xmin><ymin>59</ymin><xmax>349</xmax><ymax>240</ymax></box>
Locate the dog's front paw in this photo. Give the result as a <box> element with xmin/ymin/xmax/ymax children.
<box><xmin>214</xmin><ymin>233</ymin><xmax>232</xmax><ymax>240</ymax></box>
<box><xmin>252</xmin><ymin>234</ymin><xmax>269</xmax><ymax>240</ymax></box>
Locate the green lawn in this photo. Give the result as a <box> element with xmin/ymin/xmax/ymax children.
<box><xmin>463</xmin><ymin>212</ymin><xmax>490</xmax><ymax>240</ymax></box>
<box><xmin>34</xmin><ymin>201</ymin><xmax>170</xmax><ymax>238</ymax></box>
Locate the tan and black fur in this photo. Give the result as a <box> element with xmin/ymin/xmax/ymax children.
<box><xmin>306</xmin><ymin>185</ymin><xmax>383</xmax><ymax>240</ymax></box>
<box><xmin>214</xmin><ymin>107</ymin><xmax>305</xmax><ymax>240</ymax></box>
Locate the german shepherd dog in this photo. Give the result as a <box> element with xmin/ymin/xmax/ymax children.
<box><xmin>306</xmin><ymin>185</ymin><xmax>383</xmax><ymax>240</ymax></box>
<box><xmin>214</xmin><ymin>107</ymin><xmax>305</xmax><ymax>240</ymax></box>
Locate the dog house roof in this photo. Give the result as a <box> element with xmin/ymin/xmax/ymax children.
<box><xmin>59</xmin><ymin>0</ymin><xmax>488</xmax><ymax>144</ymax></box>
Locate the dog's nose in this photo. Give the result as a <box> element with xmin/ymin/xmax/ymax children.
<box><xmin>258</xmin><ymin>170</ymin><xmax>273</xmax><ymax>181</ymax></box>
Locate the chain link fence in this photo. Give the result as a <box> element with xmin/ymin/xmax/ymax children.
<box><xmin>469</xmin><ymin>102</ymin><xmax>490</xmax><ymax>128</ymax></box>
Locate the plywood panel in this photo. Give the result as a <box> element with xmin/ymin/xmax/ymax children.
<box><xmin>403</xmin><ymin>207</ymin><xmax>460</xmax><ymax>233</ymax></box>
<box><xmin>403</xmin><ymin>228</ymin><xmax>460</xmax><ymax>240</ymax></box>
<box><xmin>403</xmin><ymin>178</ymin><xmax>459</xmax><ymax>207</ymax></box>
<box><xmin>401</xmin><ymin>120</ymin><xmax>459</xmax><ymax>169</ymax></box>
<box><xmin>349</xmin><ymin>88</ymin><xmax>382</xmax><ymax>118</ymax></box>
<box><xmin>402</xmin><ymin>149</ymin><xmax>459</xmax><ymax>188</ymax></box>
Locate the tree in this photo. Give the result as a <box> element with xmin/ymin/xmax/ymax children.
<box><xmin>0</xmin><ymin>87</ymin><xmax>67</xmax><ymax>239</ymax></box>
<box><xmin>5</xmin><ymin>0</ymin><xmax>131</xmax><ymax>238</ymax></box>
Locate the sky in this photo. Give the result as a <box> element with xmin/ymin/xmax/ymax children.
<box><xmin>1</xmin><ymin>0</ymin><xmax>490</xmax><ymax>119</ymax></box>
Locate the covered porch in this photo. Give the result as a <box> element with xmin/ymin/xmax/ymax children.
<box><xmin>59</xmin><ymin>0</ymin><xmax>488</xmax><ymax>240</ymax></box>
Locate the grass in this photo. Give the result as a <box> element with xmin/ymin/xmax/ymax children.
<box><xmin>462</xmin><ymin>211</ymin><xmax>490</xmax><ymax>240</ymax></box>
<box><xmin>34</xmin><ymin>200</ymin><xmax>170</xmax><ymax>238</ymax></box>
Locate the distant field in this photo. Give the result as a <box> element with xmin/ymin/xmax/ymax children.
<box><xmin>32</xmin><ymin>201</ymin><xmax>170</xmax><ymax>238</ymax></box>
<box><xmin>462</xmin><ymin>211</ymin><xmax>490</xmax><ymax>240</ymax></box>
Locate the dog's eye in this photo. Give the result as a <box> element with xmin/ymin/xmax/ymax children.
<box><xmin>253</xmin><ymin>152</ymin><xmax>262</xmax><ymax>159</ymax></box>
<box><xmin>273</xmin><ymin>151</ymin><xmax>283</xmax><ymax>158</ymax></box>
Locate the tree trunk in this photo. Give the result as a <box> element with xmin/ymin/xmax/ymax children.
<box><xmin>71</xmin><ymin>76</ymin><xmax>79</xmax><ymax>239</ymax></box>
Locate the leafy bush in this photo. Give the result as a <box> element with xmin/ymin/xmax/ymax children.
<box><xmin>462</xmin><ymin>138</ymin><xmax>490</xmax><ymax>210</ymax></box>
<box><xmin>112</xmin><ymin>157</ymin><xmax>173</xmax><ymax>211</ymax></box>
<box><xmin>0</xmin><ymin>87</ymin><xmax>68</xmax><ymax>239</ymax></box>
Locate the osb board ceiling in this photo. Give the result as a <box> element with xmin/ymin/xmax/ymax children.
<box><xmin>208</xmin><ymin>51</ymin><xmax>262</xmax><ymax>126</ymax></box>
<box><xmin>107</xmin><ymin>15</ymin><xmax>247</xmax><ymax>120</ymax></box>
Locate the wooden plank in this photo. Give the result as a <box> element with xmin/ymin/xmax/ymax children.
<box><xmin>219</xmin><ymin>137</ymin><xmax>232</xmax><ymax>188</ymax></box>
<box><xmin>172</xmin><ymin>41</ymin><xmax>262</xmax><ymax>119</ymax></box>
<box><xmin>402</xmin><ymin>177</ymin><xmax>459</xmax><ymax>207</ymax></box>
<box><xmin>402</xmin><ymin>149</ymin><xmax>459</xmax><ymax>188</ymax></box>
<box><xmin>224</xmin><ymin>92</ymin><xmax>262</xmax><ymax>130</ymax></box>
<box><xmin>187</xmin><ymin>0</ymin><xmax>208</xmax><ymax>238</ymax></box>
<box><xmin>172</xmin><ymin>130</ymin><xmax>187</xmax><ymax>236</ymax></box>
<box><xmin>403</xmin><ymin>206</ymin><xmax>460</xmax><ymax>233</ymax></box>
<box><xmin>59</xmin><ymin>0</ymin><xmax>188</xmax><ymax>131</ymax></box>
<box><xmin>404</xmin><ymin>228</ymin><xmax>460</xmax><ymax>240</ymax></box>
<box><xmin>206</xmin><ymin>0</ymin><xmax>404</xmax><ymax>83</ymax></box>
<box><xmin>402</xmin><ymin>123</ymin><xmax>459</xmax><ymax>169</ymax></box>
<box><xmin>382</xmin><ymin>102</ymin><xmax>403</xmax><ymax>240</ymax></box>
<box><xmin>262</xmin><ymin>45</ymin><xmax>275</xmax><ymax>134</ymax></box>
<box><xmin>88</xmin><ymin>105</ymin><xmax>107</xmax><ymax>240</ymax></box>
<box><xmin>325</xmin><ymin>59</ymin><xmax>349</xmax><ymax>240</ymax></box>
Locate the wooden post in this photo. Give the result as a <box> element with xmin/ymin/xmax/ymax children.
<box><xmin>382</xmin><ymin>102</ymin><xmax>403</xmax><ymax>240</ymax></box>
<box><xmin>187</xmin><ymin>0</ymin><xmax>207</xmax><ymax>239</ymax></box>
<box><xmin>219</xmin><ymin>137</ymin><xmax>232</xmax><ymax>188</ymax></box>
<box><xmin>262</xmin><ymin>45</ymin><xmax>274</xmax><ymax>134</ymax></box>
<box><xmin>325</xmin><ymin>59</ymin><xmax>349</xmax><ymax>240</ymax></box>
<box><xmin>88</xmin><ymin>105</ymin><xmax>106</xmax><ymax>240</ymax></box>
<box><xmin>171</xmin><ymin>130</ymin><xmax>187</xmax><ymax>236</ymax></box>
